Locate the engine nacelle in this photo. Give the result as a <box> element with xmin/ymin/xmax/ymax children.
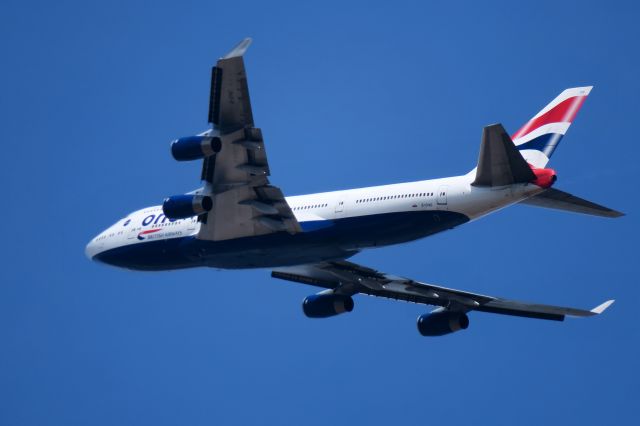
<box><xmin>303</xmin><ymin>293</ymin><xmax>354</xmax><ymax>318</ymax></box>
<box><xmin>170</xmin><ymin>135</ymin><xmax>222</xmax><ymax>161</ymax></box>
<box><xmin>162</xmin><ymin>195</ymin><xmax>213</xmax><ymax>219</ymax></box>
<box><xmin>416</xmin><ymin>311</ymin><xmax>469</xmax><ymax>336</ymax></box>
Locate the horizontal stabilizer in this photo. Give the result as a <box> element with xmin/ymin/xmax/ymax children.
<box><xmin>473</xmin><ymin>124</ymin><xmax>536</xmax><ymax>187</ymax></box>
<box><xmin>520</xmin><ymin>188</ymin><xmax>624</xmax><ymax>218</ymax></box>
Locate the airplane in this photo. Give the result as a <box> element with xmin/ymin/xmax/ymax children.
<box><xmin>86</xmin><ymin>38</ymin><xmax>623</xmax><ymax>336</ymax></box>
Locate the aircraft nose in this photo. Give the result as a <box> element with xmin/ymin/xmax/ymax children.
<box><xmin>85</xmin><ymin>236</ymin><xmax>102</xmax><ymax>260</ymax></box>
<box><xmin>85</xmin><ymin>239</ymin><xmax>95</xmax><ymax>260</ymax></box>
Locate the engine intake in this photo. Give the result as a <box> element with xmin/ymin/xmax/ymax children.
<box><xmin>171</xmin><ymin>135</ymin><xmax>222</xmax><ymax>161</ymax></box>
<box><xmin>162</xmin><ymin>195</ymin><xmax>213</xmax><ymax>219</ymax></box>
<box><xmin>303</xmin><ymin>293</ymin><xmax>354</xmax><ymax>318</ymax></box>
<box><xmin>417</xmin><ymin>311</ymin><xmax>469</xmax><ymax>336</ymax></box>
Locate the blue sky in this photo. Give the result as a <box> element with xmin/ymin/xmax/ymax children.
<box><xmin>1</xmin><ymin>1</ymin><xmax>638</xmax><ymax>425</ymax></box>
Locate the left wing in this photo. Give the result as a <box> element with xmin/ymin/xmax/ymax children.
<box><xmin>272</xmin><ymin>260</ymin><xmax>613</xmax><ymax>321</ymax></box>
<box><xmin>197</xmin><ymin>38</ymin><xmax>301</xmax><ymax>241</ymax></box>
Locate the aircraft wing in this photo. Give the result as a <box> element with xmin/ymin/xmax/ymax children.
<box><xmin>197</xmin><ymin>38</ymin><xmax>301</xmax><ymax>241</ymax></box>
<box><xmin>271</xmin><ymin>260</ymin><xmax>613</xmax><ymax>321</ymax></box>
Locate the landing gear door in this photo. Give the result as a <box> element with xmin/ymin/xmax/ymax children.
<box><xmin>437</xmin><ymin>185</ymin><xmax>448</xmax><ymax>209</ymax></box>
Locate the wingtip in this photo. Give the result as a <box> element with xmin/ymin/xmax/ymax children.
<box><xmin>222</xmin><ymin>37</ymin><xmax>253</xmax><ymax>59</ymax></box>
<box><xmin>591</xmin><ymin>299</ymin><xmax>615</xmax><ymax>314</ymax></box>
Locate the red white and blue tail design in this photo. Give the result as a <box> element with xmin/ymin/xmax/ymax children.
<box><xmin>512</xmin><ymin>86</ymin><xmax>592</xmax><ymax>168</ymax></box>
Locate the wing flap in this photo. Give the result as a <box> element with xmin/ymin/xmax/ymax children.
<box><xmin>198</xmin><ymin>180</ymin><xmax>301</xmax><ymax>241</ymax></box>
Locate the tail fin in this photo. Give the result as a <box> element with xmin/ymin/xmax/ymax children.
<box><xmin>513</xmin><ymin>86</ymin><xmax>592</xmax><ymax>168</ymax></box>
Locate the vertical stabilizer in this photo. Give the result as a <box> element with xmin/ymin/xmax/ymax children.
<box><xmin>512</xmin><ymin>87</ymin><xmax>592</xmax><ymax>168</ymax></box>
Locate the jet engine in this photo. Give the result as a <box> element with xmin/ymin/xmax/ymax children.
<box><xmin>303</xmin><ymin>293</ymin><xmax>354</xmax><ymax>318</ymax></box>
<box><xmin>162</xmin><ymin>195</ymin><xmax>213</xmax><ymax>219</ymax></box>
<box><xmin>170</xmin><ymin>135</ymin><xmax>222</xmax><ymax>161</ymax></box>
<box><xmin>416</xmin><ymin>310</ymin><xmax>469</xmax><ymax>336</ymax></box>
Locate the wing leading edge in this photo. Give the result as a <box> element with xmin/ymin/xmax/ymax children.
<box><xmin>272</xmin><ymin>260</ymin><xmax>613</xmax><ymax>322</ymax></box>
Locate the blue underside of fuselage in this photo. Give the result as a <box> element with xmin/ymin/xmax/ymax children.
<box><xmin>94</xmin><ymin>210</ymin><xmax>470</xmax><ymax>270</ymax></box>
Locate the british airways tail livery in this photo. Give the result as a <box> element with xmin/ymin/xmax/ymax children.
<box><xmin>86</xmin><ymin>39</ymin><xmax>622</xmax><ymax>336</ymax></box>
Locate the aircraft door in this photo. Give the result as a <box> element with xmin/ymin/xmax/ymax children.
<box><xmin>335</xmin><ymin>199</ymin><xmax>345</xmax><ymax>214</ymax></box>
<box><xmin>127</xmin><ymin>224</ymin><xmax>138</xmax><ymax>240</ymax></box>
<box><xmin>437</xmin><ymin>185</ymin><xmax>448</xmax><ymax>207</ymax></box>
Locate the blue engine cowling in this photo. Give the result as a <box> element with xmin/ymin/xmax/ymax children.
<box><xmin>303</xmin><ymin>293</ymin><xmax>354</xmax><ymax>318</ymax></box>
<box><xmin>416</xmin><ymin>311</ymin><xmax>469</xmax><ymax>336</ymax></box>
<box><xmin>170</xmin><ymin>135</ymin><xmax>222</xmax><ymax>161</ymax></box>
<box><xmin>162</xmin><ymin>195</ymin><xmax>213</xmax><ymax>219</ymax></box>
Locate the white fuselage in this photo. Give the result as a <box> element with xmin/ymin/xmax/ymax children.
<box><xmin>86</xmin><ymin>172</ymin><xmax>545</xmax><ymax>270</ymax></box>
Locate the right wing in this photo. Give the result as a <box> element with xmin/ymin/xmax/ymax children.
<box><xmin>272</xmin><ymin>260</ymin><xmax>613</xmax><ymax>321</ymax></box>
<box><xmin>196</xmin><ymin>39</ymin><xmax>301</xmax><ymax>241</ymax></box>
<box><xmin>520</xmin><ymin>187</ymin><xmax>624</xmax><ymax>218</ymax></box>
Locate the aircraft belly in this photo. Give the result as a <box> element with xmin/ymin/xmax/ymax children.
<box><xmin>94</xmin><ymin>210</ymin><xmax>469</xmax><ymax>270</ymax></box>
<box><xmin>93</xmin><ymin>237</ymin><xmax>195</xmax><ymax>271</ymax></box>
<box><xmin>190</xmin><ymin>210</ymin><xmax>469</xmax><ymax>268</ymax></box>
